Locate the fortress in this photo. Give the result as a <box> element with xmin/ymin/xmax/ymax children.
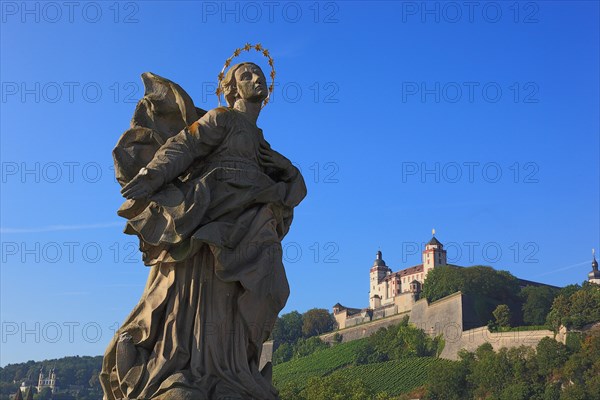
<box><xmin>333</xmin><ymin>232</ymin><xmax>449</xmax><ymax>330</ymax></box>
<box><xmin>262</xmin><ymin>233</ymin><xmax>598</xmax><ymax>365</ymax></box>
<box><xmin>331</xmin><ymin>232</ymin><xmax>574</xmax><ymax>330</ymax></box>
<box><xmin>324</xmin><ymin>233</ymin><xmax>600</xmax><ymax>360</ymax></box>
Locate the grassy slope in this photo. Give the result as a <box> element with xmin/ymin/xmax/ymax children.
<box><xmin>272</xmin><ymin>339</ymin><xmax>367</xmax><ymax>387</ymax></box>
<box><xmin>272</xmin><ymin>339</ymin><xmax>453</xmax><ymax>396</ymax></box>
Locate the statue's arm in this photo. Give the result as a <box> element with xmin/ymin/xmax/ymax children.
<box><xmin>258</xmin><ymin>137</ymin><xmax>307</xmax><ymax>208</ymax></box>
<box><xmin>121</xmin><ymin>108</ymin><xmax>228</xmax><ymax>200</ymax></box>
<box><xmin>258</xmin><ymin>137</ymin><xmax>301</xmax><ymax>182</ymax></box>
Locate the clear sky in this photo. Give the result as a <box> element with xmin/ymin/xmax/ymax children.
<box><xmin>1</xmin><ymin>1</ymin><xmax>598</xmax><ymax>366</ymax></box>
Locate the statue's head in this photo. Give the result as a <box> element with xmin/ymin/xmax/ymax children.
<box><xmin>221</xmin><ymin>62</ymin><xmax>268</xmax><ymax>107</ymax></box>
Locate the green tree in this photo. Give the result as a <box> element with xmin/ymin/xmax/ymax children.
<box><xmin>277</xmin><ymin>381</ymin><xmax>304</xmax><ymax>400</ymax></box>
<box><xmin>567</xmin><ymin>285</ymin><xmax>600</xmax><ymax>328</ymax></box>
<box><xmin>423</xmin><ymin>265</ymin><xmax>522</xmax><ymax>326</ymax></box>
<box><xmin>353</xmin><ymin>317</ymin><xmax>442</xmax><ymax>365</ymax></box>
<box><xmin>427</xmin><ymin>358</ymin><xmax>471</xmax><ymax>400</ymax></box>
<box><xmin>542</xmin><ymin>382</ymin><xmax>561</xmax><ymax>400</ymax></box>
<box><xmin>33</xmin><ymin>388</ymin><xmax>51</xmax><ymax>400</ymax></box>
<box><xmin>422</xmin><ymin>265</ymin><xmax>520</xmax><ymax>304</ymax></box>
<box><xmin>354</xmin><ymin>340</ymin><xmax>386</xmax><ymax>365</ymax></box>
<box><xmin>273</xmin><ymin>337</ymin><xmax>329</xmax><ymax>364</ymax></box>
<box><xmin>521</xmin><ymin>285</ymin><xmax>558</xmax><ymax>325</ymax></box>
<box><xmin>558</xmin><ymin>283</ymin><xmax>581</xmax><ymax>298</ymax></box>
<box><xmin>493</xmin><ymin>304</ymin><xmax>511</xmax><ymax>328</ymax></box>
<box><xmin>421</xmin><ymin>266</ymin><xmax>463</xmax><ymax>302</ymax></box>
<box><xmin>469</xmin><ymin>346</ymin><xmax>512</xmax><ymax>399</ymax></box>
<box><xmin>536</xmin><ymin>338</ymin><xmax>568</xmax><ymax>376</ymax></box>
<box><xmin>547</xmin><ymin>284</ymin><xmax>600</xmax><ymax>330</ymax></box>
<box><xmin>272</xmin><ymin>342</ymin><xmax>293</xmax><ymax>365</ymax></box>
<box><xmin>425</xmin><ymin>330</ymin><xmax>600</xmax><ymax>400</ymax></box>
<box><xmin>302</xmin><ymin>308</ymin><xmax>334</xmax><ymax>337</ymax></box>
<box><xmin>272</xmin><ymin>311</ymin><xmax>303</xmax><ymax>345</ymax></box>
<box><xmin>547</xmin><ymin>294</ymin><xmax>570</xmax><ymax>331</ymax></box>
<box><xmin>292</xmin><ymin>337</ymin><xmax>329</xmax><ymax>359</ymax></box>
<box><xmin>559</xmin><ymin>385</ymin><xmax>587</xmax><ymax>400</ymax></box>
<box><xmin>499</xmin><ymin>382</ymin><xmax>530</xmax><ymax>400</ymax></box>
<box><xmin>577</xmin><ymin>330</ymin><xmax>600</xmax><ymax>397</ymax></box>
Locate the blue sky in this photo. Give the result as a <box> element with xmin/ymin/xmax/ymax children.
<box><xmin>1</xmin><ymin>1</ymin><xmax>598</xmax><ymax>366</ymax></box>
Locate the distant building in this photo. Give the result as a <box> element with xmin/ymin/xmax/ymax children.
<box><xmin>589</xmin><ymin>249</ymin><xmax>600</xmax><ymax>285</ymax></box>
<box><xmin>37</xmin><ymin>367</ymin><xmax>58</xmax><ymax>393</ymax></box>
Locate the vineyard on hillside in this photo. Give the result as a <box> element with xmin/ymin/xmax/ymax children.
<box><xmin>272</xmin><ymin>339</ymin><xmax>367</xmax><ymax>387</ymax></box>
<box><xmin>272</xmin><ymin>339</ymin><xmax>452</xmax><ymax>396</ymax></box>
<box><xmin>333</xmin><ymin>358</ymin><xmax>452</xmax><ymax>396</ymax></box>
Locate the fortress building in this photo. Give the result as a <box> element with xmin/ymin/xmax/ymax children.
<box><xmin>332</xmin><ymin>231</ymin><xmax>567</xmax><ymax>330</ymax></box>
<box><xmin>589</xmin><ymin>249</ymin><xmax>600</xmax><ymax>285</ymax></box>
<box><xmin>335</xmin><ymin>231</ymin><xmax>447</xmax><ymax>329</ymax></box>
<box><xmin>369</xmin><ymin>233</ymin><xmax>446</xmax><ymax>309</ymax></box>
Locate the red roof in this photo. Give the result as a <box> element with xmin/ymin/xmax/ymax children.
<box><xmin>381</xmin><ymin>264</ymin><xmax>424</xmax><ymax>281</ymax></box>
<box><xmin>391</xmin><ymin>264</ymin><xmax>423</xmax><ymax>278</ymax></box>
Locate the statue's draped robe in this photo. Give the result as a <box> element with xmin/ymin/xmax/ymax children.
<box><xmin>100</xmin><ymin>73</ymin><xmax>306</xmax><ymax>400</ymax></box>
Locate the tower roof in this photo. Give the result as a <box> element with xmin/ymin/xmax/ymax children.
<box><xmin>590</xmin><ymin>249</ymin><xmax>599</xmax><ymax>280</ymax></box>
<box><xmin>427</xmin><ymin>236</ymin><xmax>442</xmax><ymax>247</ymax></box>
<box><xmin>373</xmin><ymin>250</ymin><xmax>387</xmax><ymax>267</ymax></box>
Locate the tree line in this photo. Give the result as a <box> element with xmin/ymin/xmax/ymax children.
<box><xmin>0</xmin><ymin>356</ymin><xmax>102</xmax><ymax>400</ymax></box>
<box><xmin>427</xmin><ymin>330</ymin><xmax>600</xmax><ymax>400</ymax></box>
<box><xmin>270</xmin><ymin>308</ymin><xmax>336</xmax><ymax>364</ymax></box>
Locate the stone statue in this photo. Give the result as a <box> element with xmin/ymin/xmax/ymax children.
<box><xmin>99</xmin><ymin>56</ymin><xmax>307</xmax><ymax>400</ymax></box>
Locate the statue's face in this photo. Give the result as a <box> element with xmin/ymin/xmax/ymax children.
<box><xmin>234</xmin><ymin>64</ymin><xmax>268</xmax><ymax>103</ymax></box>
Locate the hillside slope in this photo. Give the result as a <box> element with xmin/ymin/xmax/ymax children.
<box><xmin>272</xmin><ymin>339</ymin><xmax>452</xmax><ymax>396</ymax></box>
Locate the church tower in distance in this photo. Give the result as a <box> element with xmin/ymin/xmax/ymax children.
<box><xmin>589</xmin><ymin>249</ymin><xmax>600</xmax><ymax>285</ymax></box>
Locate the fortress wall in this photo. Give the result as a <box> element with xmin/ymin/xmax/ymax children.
<box><xmin>395</xmin><ymin>292</ymin><xmax>416</xmax><ymax>313</ymax></box>
<box><xmin>408</xmin><ymin>292</ymin><xmax>465</xmax><ymax>359</ymax></box>
<box><xmin>344</xmin><ymin>315</ymin><xmax>372</xmax><ymax>328</ymax></box>
<box><xmin>321</xmin><ymin>293</ymin><xmax>465</xmax><ymax>349</ymax></box>
<box><xmin>407</xmin><ymin>292</ymin><xmax>555</xmax><ymax>359</ymax></box>
<box><xmin>373</xmin><ymin>304</ymin><xmax>397</xmax><ymax>320</ymax></box>
<box><xmin>384</xmin><ymin>306</ymin><xmax>398</xmax><ymax>318</ymax></box>
<box><xmin>409</xmin><ymin>292</ymin><xmax>464</xmax><ymax>335</ymax></box>
<box><xmin>334</xmin><ymin>310</ymin><xmax>348</xmax><ymax>329</ymax></box>
<box><xmin>320</xmin><ymin>312</ymin><xmax>411</xmax><ymax>344</ymax></box>
<box><xmin>440</xmin><ymin>327</ymin><xmax>555</xmax><ymax>360</ymax></box>
<box><xmin>256</xmin><ymin>326</ymin><xmax>560</xmax><ymax>367</ymax></box>
<box><xmin>263</xmin><ymin>291</ymin><xmax>564</xmax><ymax>365</ymax></box>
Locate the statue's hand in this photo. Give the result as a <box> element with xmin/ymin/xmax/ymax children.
<box><xmin>121</xmin><ymin>168</ymin><xmax>165</xmax><ymax>200</ymax></box>
<box><xmin>259</xmin><ymin>147</ymin><xmax>294</xmax><ymax>177</ymax></box>
<box><xmin>119</xmin><ymin>332</ymin><xmax>133</xmax><ymax>343</ymax></box>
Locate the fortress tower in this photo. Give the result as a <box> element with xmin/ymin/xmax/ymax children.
<box><xmin>369</xmin><ymin>250</ymin><xmax>394</xmax><ymax>309</ymax></box>
<box><xmin>589</xmin><ymin>249</ymin><xmax>600</xmax><ymax>285</ymax></box>
<box><xmin>422</xmin><ymin>229</ymin><xmax>447</xmax><ymax>276</ymax></box>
